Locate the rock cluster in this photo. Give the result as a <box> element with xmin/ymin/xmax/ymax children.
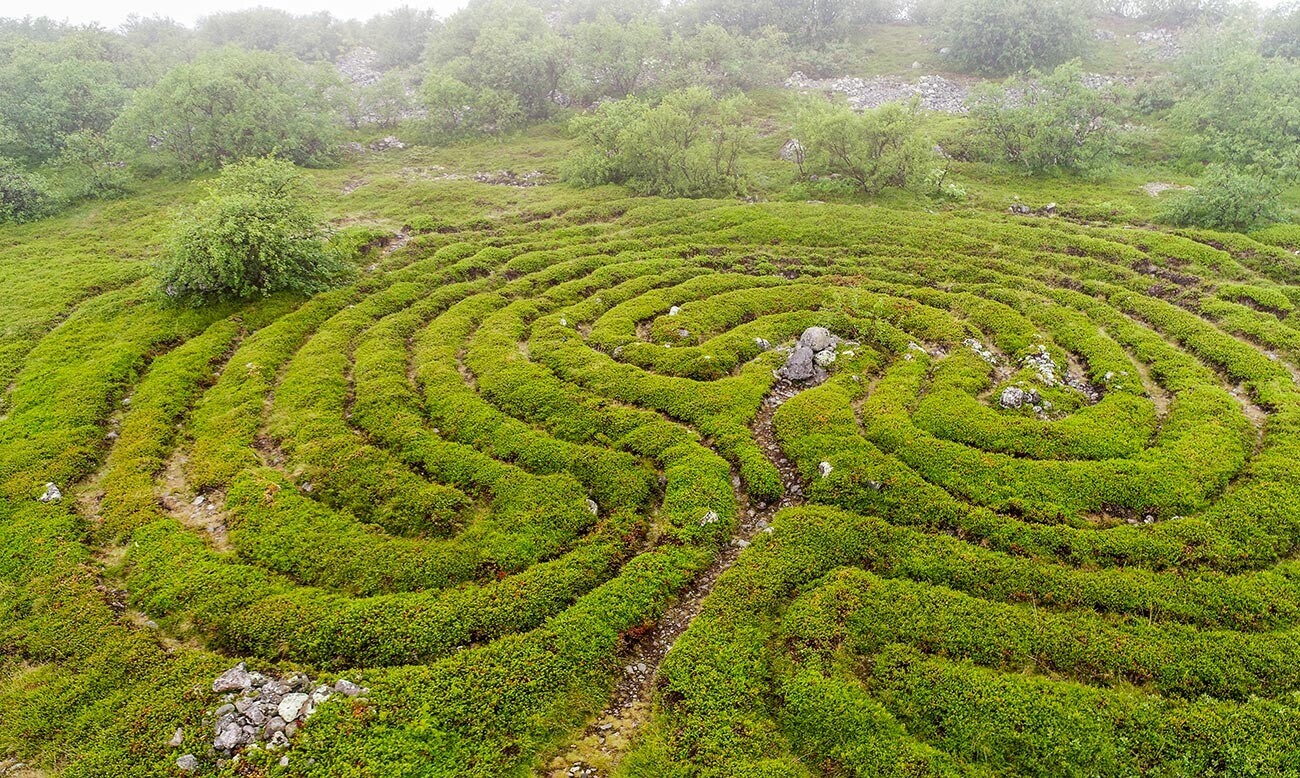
<box><xmin>471</xmin><ymin>170</ymin><xmax>550</xmax><ymax>187</ymax></box>
<box><xmin>368</xmin><ymin>136</ymin><xmax>406</xmax><ymax>152</ymax></box>
<box><xmin>1135</xmin><ymin>28</ymin><xmax>1181</xmax><ymax>60</ymax></box>
<box><xmin>780</xmin><ymin>327</ymin><xmax>841</xmax><ymax>382</ymax></box>
<box><xmin>175</xmin><ymin>663</ymin><xmax>367</xmax><ymax>771</ymax></box>
<box><xmin>1022</xmin><ymin>345</ymin><xmax>1060</xmax><ymax>386</ymax></box>
<box><xmin>964</xmin><ymin>339</ymin><xmax>999</xmax><ymax>367</ymax></box>
<box><xmin>999</xmin><ymin>385</ymin><xmax>1041</xmax><ymax>410</ymax></box>
<box><xmin>785</xmin><ymin>71</ymin><xmax>969</xmax><ymax>114</ymax></box>
<box><xmin>335</xmin><ymin>47</ymin><xmax>383</xmax><ymax>88</ymax></box>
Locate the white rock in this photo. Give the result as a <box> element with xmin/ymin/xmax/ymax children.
<box><xmin>169</xmin><ymin>728</ymin><xmax>184</xmax><ymax>748</ymax></box>
<box><xmin>38</xmin><ymin>483</ymin><xmax>62</xmax><ymax>502</ymax></box>
<box><xmin>700</xmin><ymin>510</ymin><xmax>720</xmax><ymax>526</ymax></box>
<box><xmin>277</xmin><ymin>693</ymin><xmax>311</xmax><ymax>722</ymax></box>
<box><xmin>586</xmin><ymin>498</ymin><xmax>599</xmax><ymax>516</ymax></box>
<box><xmin>818</xmin><ymin>461</ymin><xmax>833</xmax><ymax>478</ymax></box>
<box><xmin>813</xmin><ymin>348</ymin><xmax>837</xmax><ymax>367</ymax></box>
<box><xmin>668</xmin><ymin>305</ymin><xmax>680</xmax><ymax>316</ymax></box>
<box><xmin>176</xmin><ymin>754</ymin><xmax>199</xmax><ymax>772</ymax></box>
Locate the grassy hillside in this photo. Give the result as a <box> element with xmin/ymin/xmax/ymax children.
<box><xmin>3</xmin><ymin>129</ymin><xmax>1300</xmax><ymax>777</ymax></box>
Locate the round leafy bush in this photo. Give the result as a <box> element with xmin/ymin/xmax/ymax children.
<box><xmin>157</xmin><ymin>157</ymin><xmax>350</xmax><ymax>305</ymax></box>
<box><xmin>0</xmin><ymin>157</ymin><xmax>55</xmax><ymax>223</ymax></box>
<box><xmin>1157</xmin><ymin>166</ymin><xmax>1282</xmax><ymax>232</ymax></box>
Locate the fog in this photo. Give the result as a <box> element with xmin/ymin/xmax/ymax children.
<box><xmin>3</xmin><ymin>0</ymin><xmax>469</xmax><ymax>28</ymax></box>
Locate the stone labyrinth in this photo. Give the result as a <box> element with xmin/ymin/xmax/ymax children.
<box><xmin>10</xmin><ymin>198</ymin><xmax>1300</xmax><ymax>775</ymax></box>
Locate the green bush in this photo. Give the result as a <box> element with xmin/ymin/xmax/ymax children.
<box><xmin>0</xmin><ymin>157</ymin><xmax>55</xmax><ymax>223</ymax></box>
<box><xmin>969</xmin><ymin>61</ymin><xmax>1128</xmax><ymax>172</ymax></box>
<box><xmin>1157</xmin><ymin>166</ymin><xmax>1282</xmax><ymax>232</ymax></box>
<box><xmin>795</xmin><ymin>98</ymin><xmax>934</xmax><ymax>193</ymax></box>
<box><xmin>156</xmin><ymin>157</ymin><xmax>350</xmax><ymax>305</ymax></box>
<box><xmin>564</xmin><ymin>87</ymin><xmax>751</xmax><ymax>197</ymax></box>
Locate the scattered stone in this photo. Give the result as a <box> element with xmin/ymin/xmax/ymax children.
<box><xmin>176</xmin><ymin>754</ymin><xmax>199</xmax><ymax>772</ymax></box>
<box><xmin>964</xmin><ymin>339</ymin><xmax>998</xmax><ymax>366</ymax></box>
<box><xmin>818</xmin><ymin>461</ymin><xmax>833</xmax><ymax>478</ymax></box>
<box><xmin>333</xmin><ymin>679</ymin><xmax>363</xmax><ymax>697</ymax></box>
<box><xmin>1000</xmin><ymin>386</ymin><xmax>1029</xmax><ymax>409</ymax></box>
<box><xmin>368</xmin><ymin>136</ymin><xmax>405</xmax><ymax>151</ymax></box>
<box><xmin>169</xmin><ymin>728</ymin><xmax>184</xmax><ymax>748</ymax></box>
<box><xmin>38</xmin><ymin>482</ymin><xmax>61</xmax><ymax>502</ymax></box>
<box><xmin>586</xmin><ymin>498</ymin><xmax>599</xmax><ymax>516</ymax></box>
<box><xmin>1141</xmin><ymin>181</ymin><xmax>1193</xmax><ymax>197</ymax></box>
<box><xmin>213</xmin><ymin>722</ymin><xmax>244</xmax><ymax>751</ymax></box>
<box><xmin>213</xmin><ymin>663</ymin><xmax>252</xmax><ymax>693</ymax></box>
<box><xmin>700</xmin><ymin>510</ymin><xmax>719</xmax><ymax>526</ymax></box>
<box><xmin>1022</xmin><ymin>345</ymin><xmax>1060</xmax><ymax>386</ymax></box>
<box><xmin>813</xmin><ymin>348</ymin><xmax>837</xmax><ymax>367</ymax></box>
<box><xmin>668</xmin><ymin>305</ymin><xmax>681</xmax><ymax>316</ymax></box>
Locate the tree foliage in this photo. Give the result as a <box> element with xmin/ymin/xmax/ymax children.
<box><xmin>157</xmin><ymin>157</ymin><xmax>349</xmax><ymax>305</ymax></box>
<box><xmin>566</xmin><ymin>13</ymin><xmax>662</xmax><ymax>103</ymax></box>
<box><xmin>359</xmin><ymin>6</ymin><xmax>438</xmax><ymax>69</ymax></box>
<box><xmin>0</xmin><ymin>34</ymin><xmax>127</xmax><ymax>165</ymax></box>
<box><xmin>1261</xmin><ymin>2</ymin><xmax>1300</xmax><ymax>59</ymax></box>
<box><xmin>939</xmin><ymin>0</ymin><xmax>1088</xmax><ymax>76</ymax></box>
<box><xmin>426</xmin><ymin>0</ymin><xmax>568</xmax><ymax>121</ymax></box>
<box><xmin>420</xmin><ymin>71</ymin><xmax>523</xmax><ymax>141</ymax></box>
<box><xmin>112</xmin><ymin>47</ymin><xmax>341</xmax><ymax>172</ymax></box>
<box><xmin>673</xmin><ymin>0</ymin><xmax>901</xmax><ymax>44</ymax></box>
<box><xmin>969</xmin><ymin>61</ymin><xmax>1128</xmax><ymax>172</ymax></box>
<box><xmin>1170</xmin><ymin>37</ymin><xmax>1300</xmax><ymax>179</ymax></box>
<box><xmin>195</xmin><ymin>8</ymin><xmax>347</xmax><ymax>62</ymax></box>
<box><xmin>565</xmin><ymin>87</ymin><xmax>751</xmax><ymax>197</ymax></box>
<box><xmin>795</xmin><ymin>99</ymin><xmax>934</xmax><ymax>192</ymax></box>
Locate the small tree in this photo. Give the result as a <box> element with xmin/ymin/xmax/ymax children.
<box><xmin>939</xmin><ymin>0</ymin><xmax>1087</xmax><ymax>76</ymax></box>
<box><xmin>795</xmin><ymin>99</ymin><xmax>933</xmax><ymax>193</ymax></box>
<box><xmin>112</xmin><ymin>47</ymin><xmax>340</xmax><ymax>172</ymax></box>
<box><xmin>420</xmin><ymin>70</ymin><xmax>523</xmax><ymax>141</ymax></box>
<box><xmin>157</xmin><ymin>157</ymin><xmax>349</xmax><ymax>305</ymax></box>
<box><xmin>1157</xmin><ymin>166</ymin><xmax>1282</xmax><ymax>232</ymax></box>
<box><xmin>564</xmin><ymin>87</ymin><xmax>751</xmax><ymax>197</ymax></box>
<box><xmin>969</xmin><ymin>61</ymin><xmax>1127</xmax><ymax>173</ymax></box>
<box><xmin>0</xmin><ymin>157</ymin><xmax>56</xmax><ymax>223</ymax></box>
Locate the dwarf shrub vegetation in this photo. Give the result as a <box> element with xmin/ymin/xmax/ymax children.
<box><xmin>5</xmin><ymin>146</ymin><xmax>1300</xmax><ymax>775</ymax></box>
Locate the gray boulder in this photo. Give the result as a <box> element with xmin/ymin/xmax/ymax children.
<box><xmin>38</xmin><ymin>483</ymin><xmax>62</xmax><ymax>502</ymax></box>
<box><xmin>176</xmin><ymin>754</ymin><xmax>199</xmax><ymax>772</ymax></box>
<box><xmin>213</xmin><ymin>722</ymin><xmax>244</xmax><ymax>751</ymax></box>
<box><xmin>781</xmin><ymin>345</ymin><xmax>817</xmax><ymax>381</ymax></box>
<box><xmin>799</xmin><ymin>327</ymin><xmax>834</xmax><ymax>352</ymax></box>
<box><xmin>212</xmin><ymin>663</ymin><xmax>252</xmax><ymax>693</ymax></box>
<box><xmin>1000</xmin><ymin>386</ymin><xmax>1028</xmax><ymax>409</ymax></box>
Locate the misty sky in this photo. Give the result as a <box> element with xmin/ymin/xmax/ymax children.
<box><xmin>2</xmin><ymin>0</ymin><xmax>1291</xmax><ymax>30</ymax></box>
<box><xmin>3</xmin><ymin>0</ymin><xmax>470</xmax><ymax>28</ymax></box>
